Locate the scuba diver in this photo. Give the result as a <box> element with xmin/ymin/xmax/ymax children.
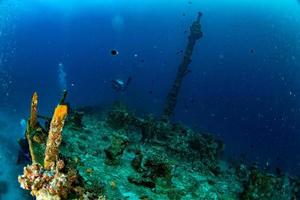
<box><xmin>112</xmin><ymin>77</ymin><xmax>132</xmax><ymax>92</ymax></box>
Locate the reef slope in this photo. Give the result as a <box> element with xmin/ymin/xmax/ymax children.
<box><xmin>19</xmin><ymin>102</ymin><xmax>300</xmax><ymax>199</ymax></box>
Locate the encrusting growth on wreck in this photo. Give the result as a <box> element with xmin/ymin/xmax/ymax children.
<box><xmin>26</xmin><ymin>92</ymin><xmax>38</xmax><ymax>163</ymax></box>
<box><xmin>44</xmin><ymin>104</ymin><xmax>68</xmax><ymax>170</ymax></box>
<box><xmin>18</xmin><ymin>93</ymin><xmax>82</xmax><ymax>200</ymax></box>
<box><xmin>18</xmin><ymin>162</ymin><xmax>77</xmax><ymax>200</ymax></box>
<box><xmin>18</xmin><ymin>94</ymin><xmax>300</xmax><ymax>199</ymax></box>
<box><xmin>30</xmin><ymin>92</ymin><xmax>38</xmax><ymax>128</ymax></box>
<box><xmin>162</xmin><ymin>12</ymin><xmax>203</xmax><ymax>120</ymax></box>
<box><xmin>26</xmin><ymin>92</ymin><xmax>47</xmax><ymax>164</ymax></box>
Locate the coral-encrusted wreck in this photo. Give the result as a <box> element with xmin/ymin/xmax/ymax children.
<box><xmin>18</xmin><ymin>93</ymin><xmax>79</xmax><ymax>200</ymax></box>
<box><xmin>18</xmin><ymin>94</ymin><xmax>300</xmax><ymax>199</ymax></box>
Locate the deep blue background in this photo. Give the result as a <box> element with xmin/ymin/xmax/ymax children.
<box><xmin>1</xmin><ymin>0</ymin><xmax>300</xmax><ymax>177</ymax></box>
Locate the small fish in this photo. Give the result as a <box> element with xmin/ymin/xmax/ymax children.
<box><xmin>110</xmin><ymin>49</ymin><xmax>119</xmax><ymax>56</ymax></box>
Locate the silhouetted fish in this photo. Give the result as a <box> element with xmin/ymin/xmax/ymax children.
<box><xmin>110</xmin><ymin>49</ymin><xmax>119</xmax><ymax>56</ymax></box>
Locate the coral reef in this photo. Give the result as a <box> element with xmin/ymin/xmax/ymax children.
<box><xmin>104</xmin><ymin>133</ymin><xmax>129</xmax><ymax>165</ymax></box>
<box><xmin>19</xmin><ymin>98</ymin><xmax>300</xmax><ymax>199</ymax></box>
<box><xmin>67</xmin><ymin>111</ymin><xmax>84</xmax><ymax>130</ymax></box>
<box><xmin>240</xmin><ymin>166</ymin><xmax>300</xmax><ymax>200</ymax></box>
<box><xmin>128</xmin><ymin>149</ymin><xmax>172</xmax><ymax>189</ymax></box>
<box><xmin>18</xmin><ymin>162</ymin><xmax>77</xmax><ymax>200</ymax></box>
<box><xmin>107</xmin><ymin>104</ymin><xmax>223</xmax><ymax>172</ymax></box>
<box><xmin>19</xmin><ymin>93</ymin><xmax>82</xmax><ymax>200</ymax></box>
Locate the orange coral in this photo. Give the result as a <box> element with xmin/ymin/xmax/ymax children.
<box><xmin>44</xmin><ymin>105</ymin><xmax>68</xmax><ymax>170</ymax></box>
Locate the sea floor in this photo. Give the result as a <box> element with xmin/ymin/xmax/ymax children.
<box><xmin>60</xmin><ymin>112</ymin><xmax>242</xmax><ymax>199</ymax></box>
<box><xmin>16</xmin><ymin>104</ymin><xmax>300</xmax><ymax>199</ymax></box>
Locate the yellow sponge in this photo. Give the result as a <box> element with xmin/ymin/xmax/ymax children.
<box><xmin>44</xmin><ymin>104</ymin><xmax>68</xmax><ymax>170</ymax></box>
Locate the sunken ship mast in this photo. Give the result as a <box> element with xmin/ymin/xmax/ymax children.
<box><xmin>162</xmin><ymin>12</ymin><xmax>203</xmax><ymax>121</ymax></box>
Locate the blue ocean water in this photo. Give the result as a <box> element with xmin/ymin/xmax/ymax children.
<box><xmin>0</xmin><ymin>0</ymin><xmax>300</xmax><ymax>198</ymax></box>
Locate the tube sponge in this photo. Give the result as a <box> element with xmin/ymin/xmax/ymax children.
<box><xmin>44</xmin><ymin>104</ymin><xmax>68</xmax><ymax>170</ymax></box>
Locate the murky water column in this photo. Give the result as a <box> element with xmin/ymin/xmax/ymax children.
<box><xmin>0</xmin><ymin>1</ymin><xmax>31</xmax><ymax>200</ymax></box>
<box><xmin>0</xmin><ymin>1</ymin><xmax>19</xmax><ymax>108</ymax></box>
